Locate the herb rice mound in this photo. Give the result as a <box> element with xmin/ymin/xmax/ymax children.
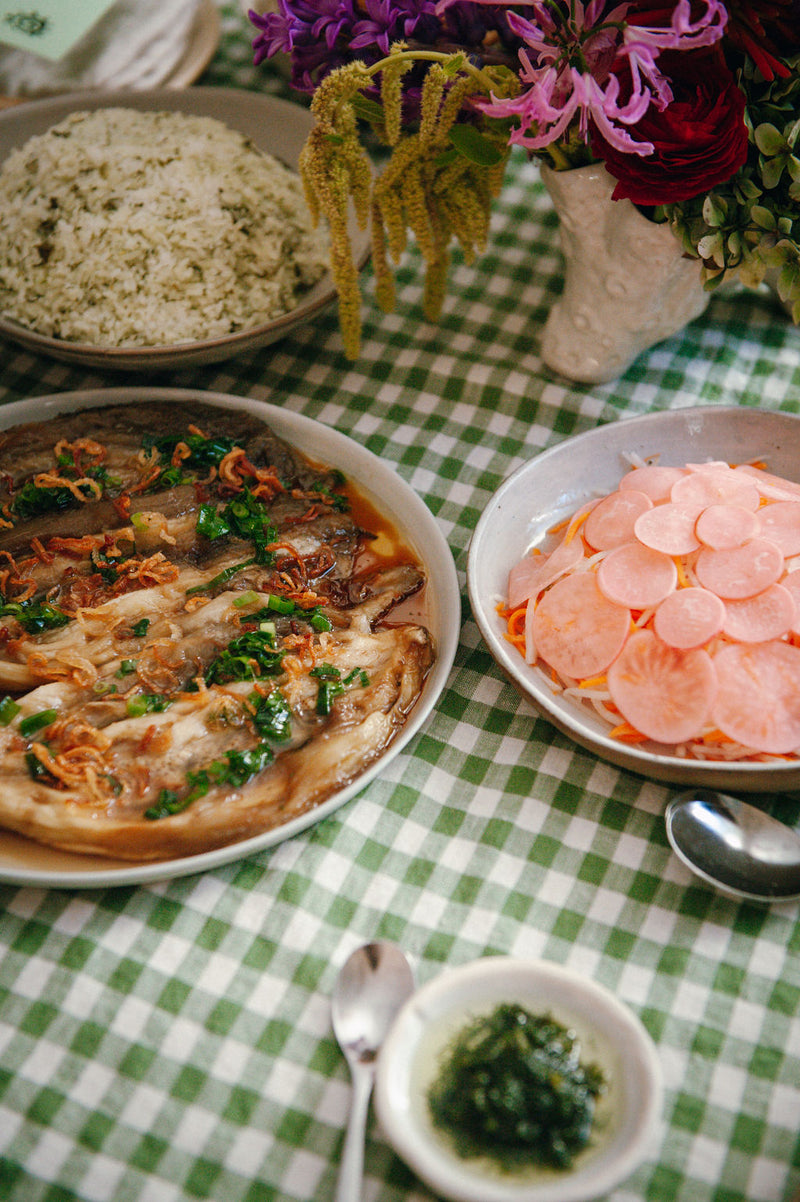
<box><xmin>0</xmin><ymin>108</ymin><xmax>330</xmax><ymax>347</ymax></box>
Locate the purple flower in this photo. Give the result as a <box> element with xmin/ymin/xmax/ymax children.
<box><xmin>350</xmin><ymin>0</ymin><xmax>439</xmax><ymax>54</ymax></box>
<box><xmin>250</xmin><ymin>1</ymin><xmax>356</xmax><ymax>90</ymax></box>
<box><xmin>250</xmin><ymin>0</ymin><xmax>444</xmax><ymax>90</ymax></box>
<box><xmin>250</xmin><ymin>0</ymin><xmax>524</xmax><ymax>91</ymax></box>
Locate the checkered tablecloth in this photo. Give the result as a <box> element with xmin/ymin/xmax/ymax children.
<box><xmin>1</xmin><ymin>6</ymin><xmax>800</xmax><ymax>1201</ymax></box>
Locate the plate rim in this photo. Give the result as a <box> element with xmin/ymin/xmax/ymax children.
<box><xmin>467</xmin><ymin>405</ymin><xmax>800</xmax><ymax>791</ymax></box>
<box><xmin>0</xmin><ymin>386</ymin><xmax>458</xmax><ymax>888</ymax></box>
<box><xmin>164</xmin><ymin>0</ymin><xmax>221</xmax><ymax>89</ymax></box>
<box><xmin>0</xmin><ymin>86</ymin><xmax>368</xmax><ymax>369</ymax></box>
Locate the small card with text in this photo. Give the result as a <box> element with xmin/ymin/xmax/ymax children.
<box><xmin>0</xmin><ymin>0</ymin><xmax>119</xmax><ymax>61</ymax></box>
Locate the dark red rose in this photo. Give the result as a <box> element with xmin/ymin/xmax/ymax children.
<box><xmin>591</xmin><ymin>47</ymin><xmax>748</xmax><ymax>206</ymax></box>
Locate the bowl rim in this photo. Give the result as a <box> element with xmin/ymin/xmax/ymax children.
<box><xmin>374</xmin><ymin>954</ymin><xmax>663</xmax><ymax>1202</ymax></box>
<box><xmin>466</xmin><ymin>405</ymin><xmax>800</xmax><ymax>791</ymax></box>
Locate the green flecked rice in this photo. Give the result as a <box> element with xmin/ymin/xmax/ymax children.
<box><xmin>0</xmin><ymin>107</ymin><xmax>329</xmax><ymax>347</ymax></box>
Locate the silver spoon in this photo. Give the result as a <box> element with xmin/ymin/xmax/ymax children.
<box><xmin>665</xmin><ymin>789</ymin><xmax>800</xmax><ymax>903</ymax></box>
<box><xmin>331</xmin><ymin>941</ymin><xmax>415</xmax><ymax>1202</ymax></box>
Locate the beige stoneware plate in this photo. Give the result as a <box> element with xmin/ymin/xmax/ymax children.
<box><xmin>0</xmin><ymin>387</ymin><xmax>459</xmax><ymax>888</ymax></box>
<box><xmin>467</xmin><ymin>405</ymin><xmax>800</xmax><ymax>792</ymax></box>
<box><xmin>0</xmin><ymin>87</ymin><xmax>368</xmax><ymax>370</ymax></box>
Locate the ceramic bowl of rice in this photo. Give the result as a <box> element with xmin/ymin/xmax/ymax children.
<box><xmin>0</xmin><ymin>87</ymin><xmax>369</xmax><ymax>370</ymax></box>
<box><xmin>467</xmin><ymin>405</ymin><xmax>800</xmax><ymax>793</ymax></box>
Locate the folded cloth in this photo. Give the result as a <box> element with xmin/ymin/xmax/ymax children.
<box><xmin>0</xmin><ymin>0</ymin><xmax>202</xmax><ymax>97</ymax></box>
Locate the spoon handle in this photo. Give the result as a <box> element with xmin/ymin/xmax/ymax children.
<box><xmin>335</xmin><ymin>1065</ymin><xmax>373</xmax><ymax>1202</ymax></box>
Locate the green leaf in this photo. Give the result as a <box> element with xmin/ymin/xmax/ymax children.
<box><xmin>760</xmin><ymin>156</ymin><xmax>784</xmax><ymax>190</ymax></box>
<box><xmin>447</xmin><ymin>124</ymin><xmax>503</xmax><ymax>167</ymax></box>
<box><xmin>697</xmin><ymin>232</ymin><xmax>724</xmax><ymax>266</ymax></box>
<box><xmin>750</xmin><ymin>205</ymin><xmax>777</xmax><ymax>231</ymax></box>
<box><xmin>702</xmin><ymin>194</ymin><xmax>726</xmax><ymax>226</ymax></box>
<box><xmin>441</xmin><ymin>52</ymin><xmax>467</xmax><ymax>77</ymax></box>
<box><xmin>785</xmin><ymin>117</ymin><xmax>800</xmax><ymax>151</ymax></box>
<box><xmin>755</xmin><ymin>122</ymin><xmax>786</xmax><ymax>156</ymax></box>
<box><xmin>778</xmin><ymin>262</ymin><xmax>798</xmax><ymax>299</ymax></box>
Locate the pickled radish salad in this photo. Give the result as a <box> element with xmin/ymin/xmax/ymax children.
<box><xmin>502</xmin><ymin>458</ymin><xmax>800</xmax><ymax>761</ymax></box>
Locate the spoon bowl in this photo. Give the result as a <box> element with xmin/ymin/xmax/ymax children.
<box><xmin>665</xmin><ymin>789</ymin><xmax>800</xmax><ymax>903</ymax></box>
<box><xmin>332</xmin><ymin>941</ymin><xmax>415</xmax><ymax>1202</ymax></box>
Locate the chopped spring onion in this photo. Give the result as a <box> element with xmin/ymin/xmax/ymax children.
<box><xmin>0</xmin><ymin>695</ymin><xmax>21</xmax><ymax>725</ymax></box>
<box><xmin>19</xmin><ymin>708</ymin><xmax>58</xmax><ymax>737</ymax></box>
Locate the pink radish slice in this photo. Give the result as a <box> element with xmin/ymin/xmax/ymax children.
<box><xmin>653</xmin><ymin>587</ymin><xmax>726</xmax><ymax>650</ymax></box>
<box><xmin>734</xmin><ymin>464</ymin><xmax>800</xmax><ymax>503</ymax></box>
<box><xmin>507</xmin><ymin>533</ymin><xmax>585</xmax><ymax>609</ymax></box>
<box><xmin>695</xmin><ymin>503</ymin><xmax>760</xmax><ymax>551</ymax></box>
<box><xmin>711</xmin><ymin>640</ymin><xmax>800</xmax><ymax>754</ymax></box>
<box><xmin>756</xmin><ymin>500</ymin><xmax>800</xmax><ymax>558</ymax></box>
<box><xmin>584</xmin><ymin>489</ymin><xmax>653</xmax><ymax>550</ymax></box>
<box><xmin>508</xmin><ymin>553</ymin><xmax>550</xmax><ymax>611</ymax></box>
<box><xmin>695</xmin><ymin>538</ymin><xmax>784</xmax><ymax>600</ymax></box>
<box><xmin>671</xmin><ymin>467</ymin><xmax>761</xmax><ymax>512</ymax></box>
<box><xmin>607</xmin><ymin>629</ymin><xmax>717</xmax><ymax>745</ymax></box>
<box><xmin>720</xmin><ymin>584</ymin><xmax>796</xmax><ymax>643</ymax></box>
<box><xmin>597</xmin><ymin>543</ymin><xmax>677</xmax><ymax>610</ymax></box>
<box><xmin>532</xmin><ymin>572</ymin><xmax>630</xmax><ymax>680</ymax></box>
<box><xmin>619</xmin><ymin>465</ymin><xmax>686</xmax><ymax>502</ymax></box>
<box><xmin>633</xmin><ymin>503</ymin><xmax>700</xmax><ymax>556</ymax></box>
<box><xmin>784</xmin><ymin>570</ymin><xmax>800</xmax><ymax>635</ymax></box>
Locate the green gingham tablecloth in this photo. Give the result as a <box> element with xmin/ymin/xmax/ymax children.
<box><xmin>2</xmin><ymin>5</ymin><xmax>800</xmax><ymax>1200</ymax></box>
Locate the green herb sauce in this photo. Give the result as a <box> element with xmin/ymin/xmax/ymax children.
<box><xmin>427</xmin><ymin>1003</ymin><xmax>606</xmax><ymax>1172</ymax></box>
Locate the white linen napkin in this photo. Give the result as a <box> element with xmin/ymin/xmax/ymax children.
<box><xmin>0</xmin><ymin>0</ymin><xmax>202</xmax><ymax>97</ymax></box>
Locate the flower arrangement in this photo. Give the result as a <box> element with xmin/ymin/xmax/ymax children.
<box><xmin>250</xmin><ymin>1</ymin><xmax>800</xmax><ymax>358</ymax></box>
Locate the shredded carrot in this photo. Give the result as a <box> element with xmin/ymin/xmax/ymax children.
<box><xmin>564</xmin><ymin>509</ymin><xmax>590</xmax><ymax>544</ymax></box>
<box><xmin>577</xmin><ymin>674</ymin><xmax>607</xmax><ymax>690</ymax></box>
<box><xmin>673</xmin><ymin>555</ymin><xmax>690</xmax><ymax>589</ymax></box>
<box><xmin>701</xmin><ymin>728</ymin><xmax>736</xmax><ymax>745</ymax></box>
<box><xmin>608</xmin><ymin>720</ymin><xmax>650</xmax><ymax>743</ymax></box>
<box><xmin>503</xmin><ymin>605</ymin><xmax>528</xmax><ymax>648</ymax></box>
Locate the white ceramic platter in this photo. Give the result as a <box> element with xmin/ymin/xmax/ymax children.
<box><xmin>0</xmin><ymin>87</ymin><xmax>369</xmax><ymax>370</ymax></box>
<box><xmin>374</xmin><ymin>956</ymin><xmax>662</xmax><ymax>1202</ymax></box>
<box><xmin>468</xmin><ymin>405</ymin><xmax>800</xmax><ymax>792</ymax></box>
<box><xmin>0</xmin><ymin>388</ymin><xmax>459</xmax><ymax>888</ymax></box>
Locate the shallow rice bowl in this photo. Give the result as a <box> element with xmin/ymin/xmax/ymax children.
<box><xmin>467</xmin><ymin>406</ymin><xmax>800</xmax><ymax>793</ymax></box>
<box><xmin>0</xmin><ymin>106</ymin><xmax>328</xmax><ymax>347</ymax></box>
<box><xmin>0</xmin><ymin>88</ymin><xmax>367</xmax><ymax>370</ymax></box>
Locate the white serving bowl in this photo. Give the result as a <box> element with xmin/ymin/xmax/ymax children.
<box><xmin>0</xmin><ymin>87</ymin><xmax>368</xmax><ymax>370</ymax></box>
<box><xmin>374</xmin><ymin>956</ymin><xmax>663</xmax><ymax>1202</ymax></box>
<box><xmin>467</xmin><ymin>405</ymin><xmax>800</xmax><ymax>792</ymax></box>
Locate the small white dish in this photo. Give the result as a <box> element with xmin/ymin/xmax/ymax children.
<box><xmin>0</xmin><ymin>387</ymin><xmax>459</xmax><ymax>889</ymax></box>
<box><xmin>0</xmin><ymin>87</ymin><xmax>369</xmax><ymax>370</ymax></box>
<box><xmin>467</xmin><ymin>405</ymin><xmax>800</xmax><ymax>792</ymax></box>
<box><xmin>374</xmin><ymin>956</ymin><xmax>662</xmax><ymax>1202</ymax></box>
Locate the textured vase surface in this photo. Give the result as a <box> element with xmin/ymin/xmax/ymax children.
<box><xmin>540</xmin><ymin>162</ymin><xmax>710</xmax><ymax>384</ymax></box>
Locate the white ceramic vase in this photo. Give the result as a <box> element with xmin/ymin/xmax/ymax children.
<box><xmin>540</xmin><ymin>162</ymin><xmax>710</xmax><ymax>384</ymax></box>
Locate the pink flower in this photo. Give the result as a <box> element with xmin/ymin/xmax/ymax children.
<box><xmin>449</xmin><ymin>0</ymin><xmax>727</xmax><ymax>156</ymax></box>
